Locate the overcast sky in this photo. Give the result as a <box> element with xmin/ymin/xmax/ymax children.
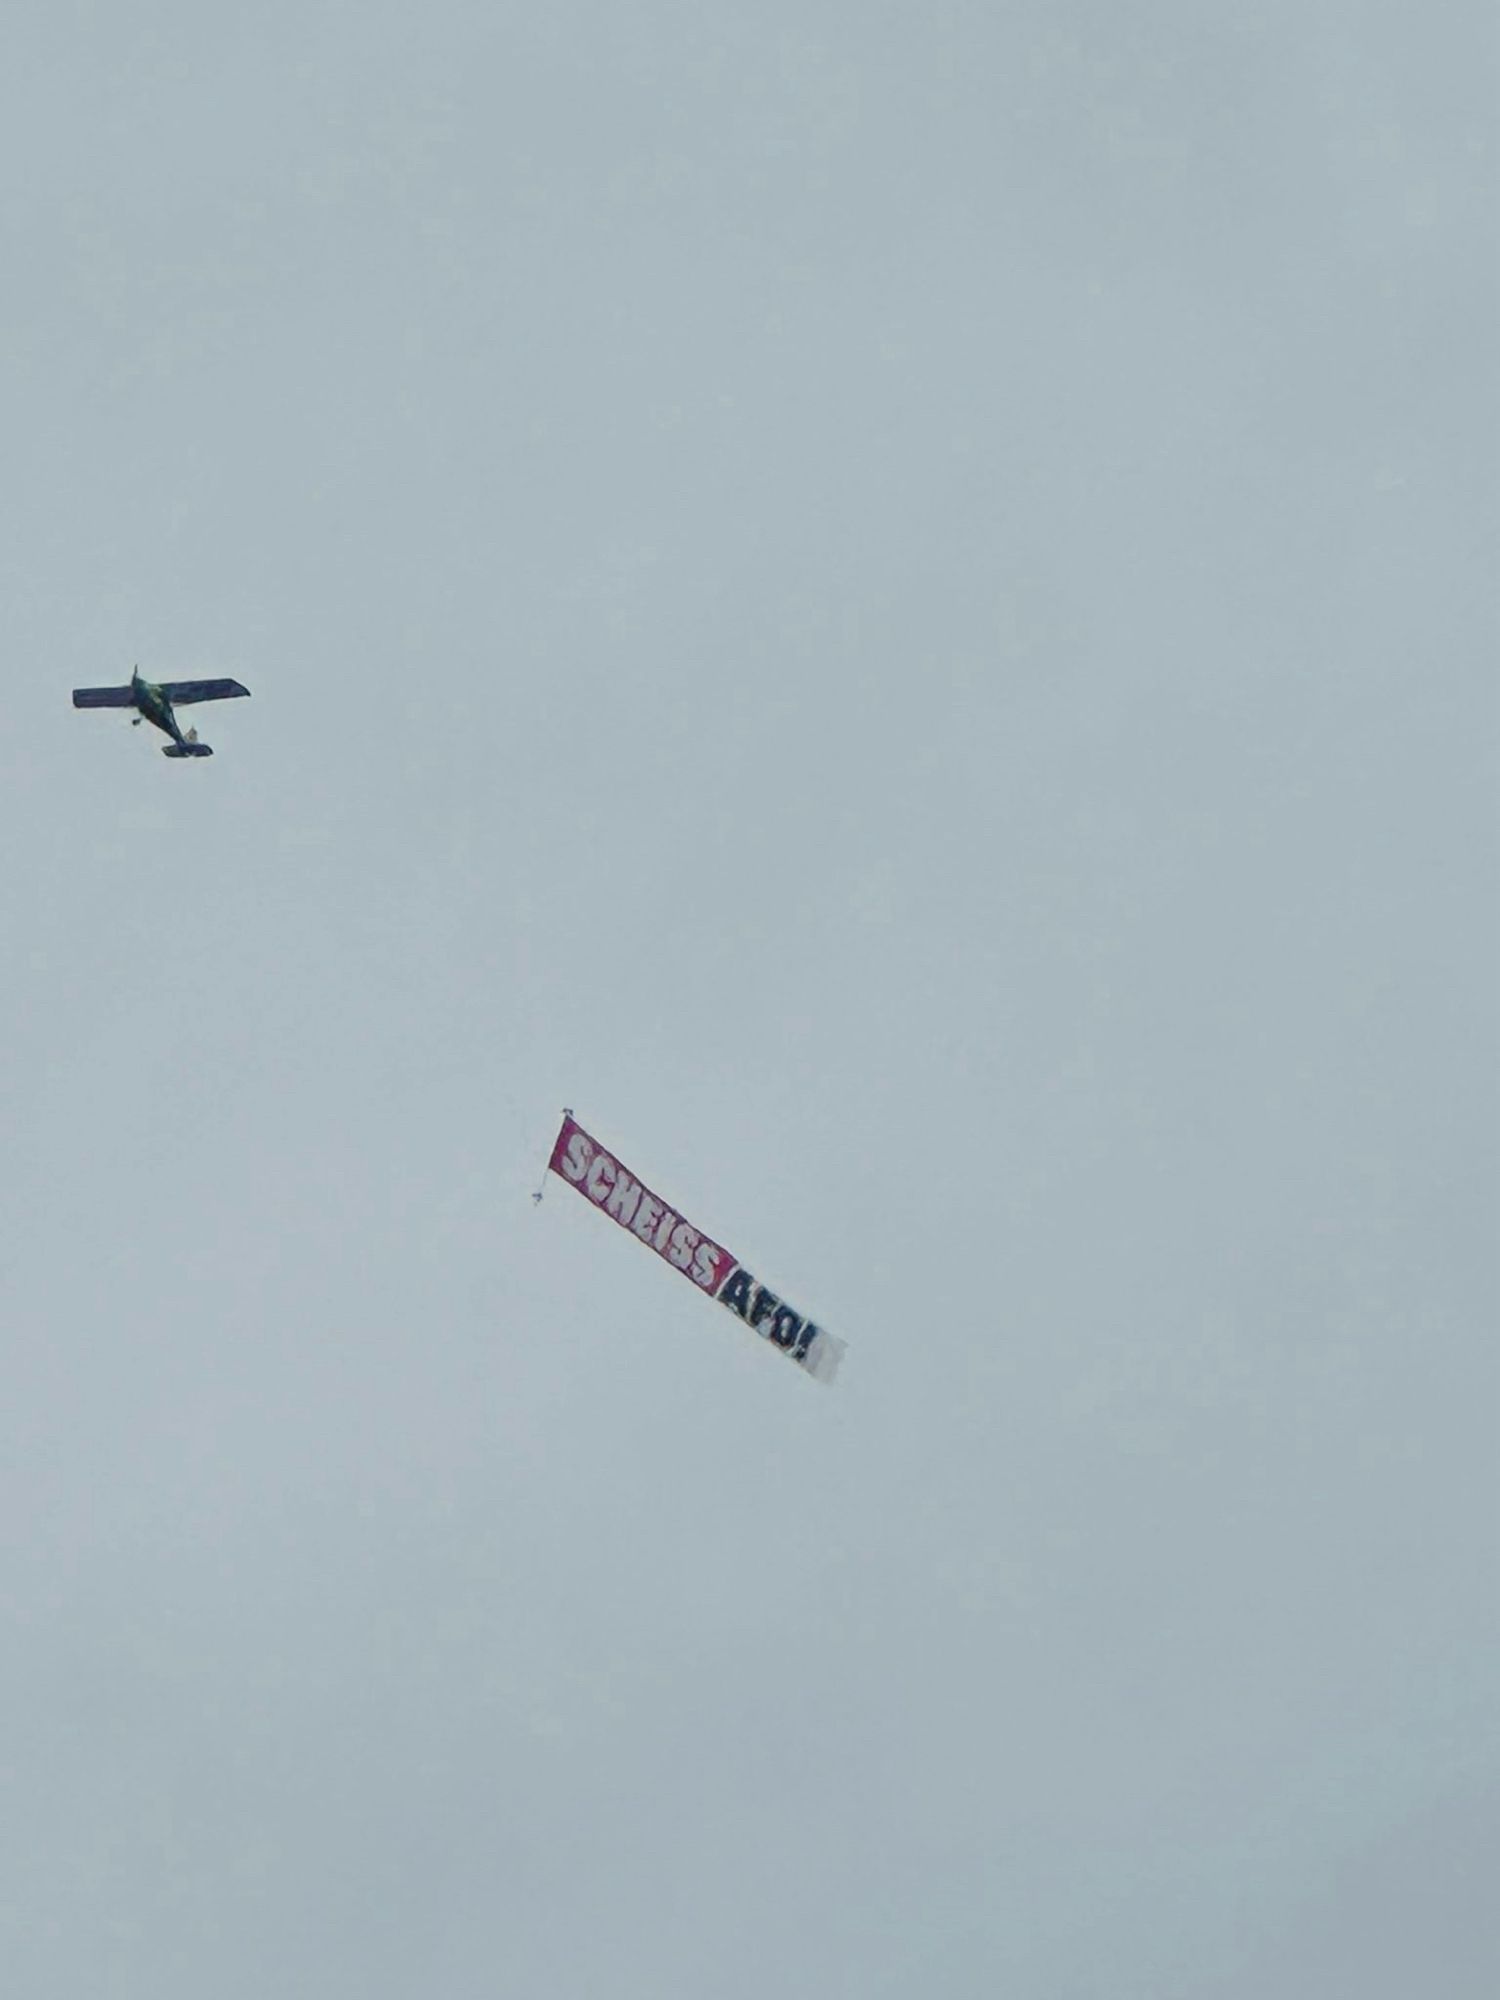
<box><xmin>2</xmin><ymin>3</ymin><xmax>1495</xmax><ymax>1994</ymax></box>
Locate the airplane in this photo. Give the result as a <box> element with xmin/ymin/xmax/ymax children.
<box><xmin>72</xmin><ymin>667</ymin><xmax>251</xmax><ymax>757</ymax></box>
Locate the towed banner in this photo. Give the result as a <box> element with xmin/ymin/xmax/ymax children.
<box><xmin>547</xmin><ymin>1114</ymin><xmax>846</xmax><ymax>1384</ymax></box>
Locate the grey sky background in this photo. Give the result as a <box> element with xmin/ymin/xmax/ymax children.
<box><xmin>2</xmin><ymin>2</ymin><xmax>1495</xmax><ymax>1993</ymax></box>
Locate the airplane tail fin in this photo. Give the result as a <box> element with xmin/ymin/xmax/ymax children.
<box><xmin>162</xmin><ymin>736</ymin><xmax>213</xmax><ymax>758</ymax></box>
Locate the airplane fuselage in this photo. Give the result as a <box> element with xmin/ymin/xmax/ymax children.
<box><xmin>130</xmin><ymin>674</ymin><xmax>189</xmax><ymax>747</ymax></box>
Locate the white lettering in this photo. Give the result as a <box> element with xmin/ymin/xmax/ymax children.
<box><xmin>667</xmin><ymin>1221</ymin><xmax>700</xmax><ymax>1270</ymax></box>
<box><xmin>692</xmin><ymin>1241</ymin><xmax>725</xmax><ymax>1290</ymax></box>
<box><xmin>606</xmin><ymin>1174</ymin><xmax>641</xmax><ymax>1227</ymax></box>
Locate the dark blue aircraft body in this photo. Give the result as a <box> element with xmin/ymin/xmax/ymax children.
<box><xmin>72</xmin><ymin>669</ymin><xmax>250</xmax><ymax>757</ymax></box>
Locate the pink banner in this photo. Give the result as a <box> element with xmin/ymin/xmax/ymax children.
<box><xmin>547</xmin><ymin>1114</ymin><xmax>845</xmax><ymax>1383</ymax></box>
<box><xmin>549</xmin><ymin>1113</ymin><xmax>737</xmax><ymax>1295</ymax></box>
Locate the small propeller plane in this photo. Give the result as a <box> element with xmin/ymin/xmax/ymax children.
<box><xmin>72</xmin><ymin>667</ymin><xmax>251</xmax><ymax>757</ymax></box>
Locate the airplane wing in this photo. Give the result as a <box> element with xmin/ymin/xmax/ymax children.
<box><xmin>159</xmin><ymin>678</ymin><xmax>251</xmax><ymax>705</ymax></box>
<box><xmin>72</xmin><ymin>685</ymin><xmax>137</xmax><ymax>707</ymax></box>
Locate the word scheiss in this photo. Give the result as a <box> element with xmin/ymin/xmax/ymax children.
<box><xmin>548</xmin><ymin>1114</ymin><xmax>846</xmax><ymax>1384</ymax></box>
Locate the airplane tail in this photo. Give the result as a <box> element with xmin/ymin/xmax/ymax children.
<box><xmin>163</xmin><ymin>729</ymin><xmax>212</xmax><ymax>759</ymax></box>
